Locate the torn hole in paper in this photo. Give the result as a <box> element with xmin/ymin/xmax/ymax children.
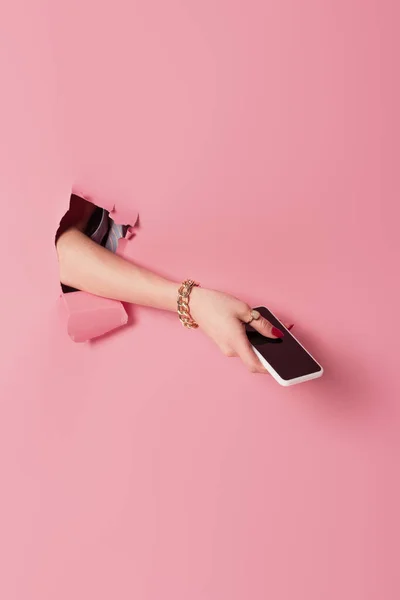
<box><xmin>55</xmin><ymin>193</ymin><xmax>138</xmax><ymax>342</ymax></box>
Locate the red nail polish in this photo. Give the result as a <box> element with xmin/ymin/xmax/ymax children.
<box><xmin>288</xmin><ymin>324</ymin><xmax>294</xmax><ymax>331</ymax></box>
<box><xmin>272</xmin><ymin>327</ymin><xmax>284</xmax><ymax>338</ymax></box>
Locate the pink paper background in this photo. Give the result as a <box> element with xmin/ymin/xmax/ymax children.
<box><xmin>1</xmin><ymin>1</ymin><xmax>399</xmax><ymax>599</ymax></box>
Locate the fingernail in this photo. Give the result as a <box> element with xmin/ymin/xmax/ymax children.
<box><xmin>288</xmin><ymin>324</ymin><xmax>294</xmax><ymax>331</ymax></box>
<box><xmin>272</xmin><ymin>327</ymin><xmax>284</xmax><ymax>338</ymax></box>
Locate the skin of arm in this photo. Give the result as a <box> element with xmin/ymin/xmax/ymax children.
<box><xmin>57</xmin><ymin>227</ymin><xmax>179</xmax><ymax>311</ymax></box>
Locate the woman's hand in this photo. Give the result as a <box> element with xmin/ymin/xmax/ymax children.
<box><xmin>190</xmin><ymin>287</ymin><xmax>288</xmax><ymax>374</ymax></box>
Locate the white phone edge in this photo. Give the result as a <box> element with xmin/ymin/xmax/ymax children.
<box><xmin>250</xmin><ymin>308</ymin><xmax>324</xmax><ymax>387</ymax></box>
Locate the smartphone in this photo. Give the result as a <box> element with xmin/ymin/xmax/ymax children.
<box><xmin>245</xmin><ymin>307</ymin><xmax>323</xmax><ymax>386</ymax></box>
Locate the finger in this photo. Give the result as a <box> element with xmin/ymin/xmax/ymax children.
<box><xmin>239</xmin><ymin>306</ymin><xmax>288</xmax><ymax>338</ymax></box>
<box><xmin>251</xmin><ymin>315</ymin><xmax>285</xmax><ymax>340</ymax></box>
<box><xmin>234</xmin><ymin>332</ymin><xmax>269</xmax><ymax>374</ymax></box>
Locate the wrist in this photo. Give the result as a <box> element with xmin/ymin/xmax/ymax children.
<box><xmin>160</xmin><ymin>278</ymin><xmax>204</xmax><ymax>323</ymax></box>
<box><xmin>184</xmin><ymin>284</ymin><xmax>205</xmax><ymax>323</ymax></box>
<box><xmin>176</xmin><ymin>280</ymin><xmax>201</xmax><ymax>328</ymax></box>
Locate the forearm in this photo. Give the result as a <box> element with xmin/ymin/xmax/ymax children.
<box><xmin>56</xmin><ymin>228</ymin><xmax>179</xmax><ymax>311</ymax></box>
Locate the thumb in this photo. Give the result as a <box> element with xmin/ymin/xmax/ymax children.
<box><xmin>251</xmin><ymin>314</ymin><xmax>285</xmax><ymax>339</ymax></box>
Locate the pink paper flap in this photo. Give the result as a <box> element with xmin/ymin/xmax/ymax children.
<box><xmin>61</xmin><ymin>292</ymin><xmax>128</xmax><ymax>343</ymax></box>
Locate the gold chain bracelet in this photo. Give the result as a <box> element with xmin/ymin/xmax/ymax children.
<box><xmin>177</xmin><ymin>280</ymin><xmax>200</xmax><ymax>329</ymax></box>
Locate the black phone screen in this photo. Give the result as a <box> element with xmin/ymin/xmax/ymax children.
<box><xmin>245</xmin><ymin>307</ymin><xmax>322</xmax><ymax>381</ymax></box>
